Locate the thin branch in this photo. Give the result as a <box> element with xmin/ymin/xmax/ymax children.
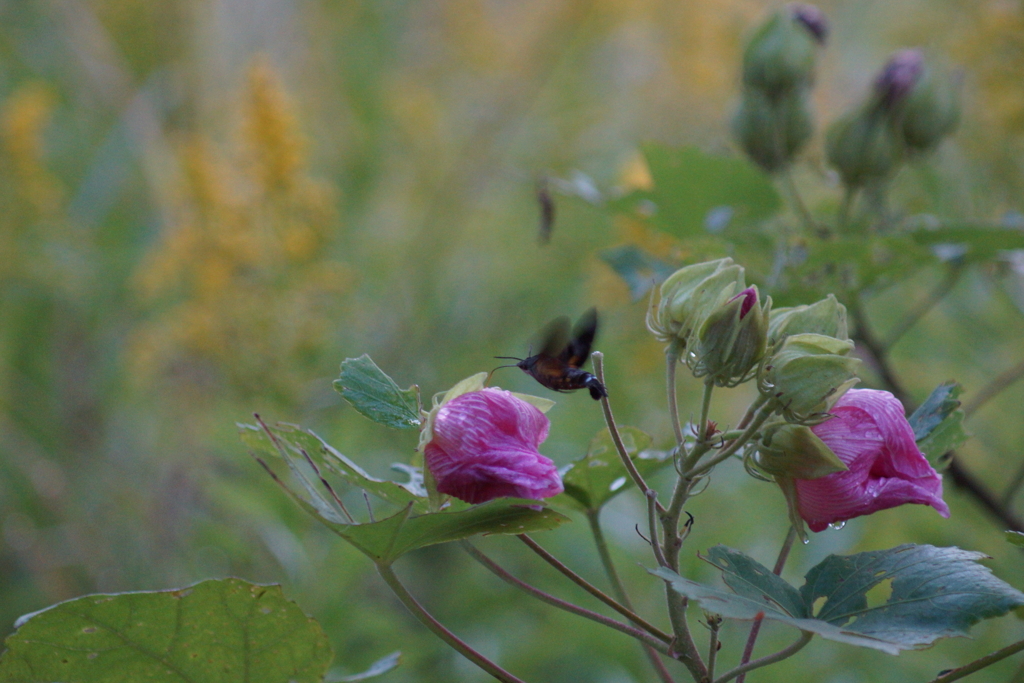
<box><xmin>707</xmin><ymin>616</ymin><xmax>722</xmax><ymax>681</ymax></box>
<box><xmin>736</xmin><ymin>526</ymin><xmax>797</xmax><ymax>683</ymax></box>
<box><xmin>837</xmin><ymin>186</ymin><xmax>857</xmax><ymax>234</ymax></box>
<box><xmin>713</xmin><ymin>631</ymin><xmax>813</xmax><ymax>683</ymax></box>
<box><xmin>781</xmin><ymin>166</ymin><xmax>822</xmax><ymax>237</ymax></box>
<box><xmin>882</xmin><ymin>264</ymin><xmax>962</xmax><ymax>352</ymax></box>
<box><xmin>462</xmin><ymin>541</ymin><xmax>672</xmax><ymax>654</ymax></box>
<box><xmin>927</xmin><ymin>637</ymin><xmax>1024</xmax><ymax>683</ymax></box>
<box><xmin>516</xmin><ymin>535</ymin><xmax>671</xmax><ymax>642</ymax></box>
<box><xmin>667</xmin><ymin>343</ymin><xmax>687</xmax><ymax>448</ymax></box>
<box><xmin>964</xmin><ymin>357</ymin><xmax>1024</xmax><ymax>418</ymax></box>
<box><xmin>593</xmin><ymin>352</ymin><xmax>664</xmax><ymax>514</ymax></box>
<box><xmin>376</xmin><ymin>563</ymin><xmax>528</xmax><ymax>683</ymax></box>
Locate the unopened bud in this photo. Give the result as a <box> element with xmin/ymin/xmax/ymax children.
<box><xmin>759</xmin><ymin>333</ymin><xmax>860</xmax><ymax>423</ymax></box>
<box><xmin>900</xmin><ymin>64</ymin><xmax>960</xmax><ymax>152</ymax></box>
<box><xmin>742</xmin><ymin>9</ymin><xmax>821</xmax><ymax>99</ymax></box>
<box><xmin>693</xmin><ymin>286</ymin><xmax>770</xmax><ymax>387</ymax></box>
<box><xmin>826</xmin><ymin>107</ymin><xmax>903</xmax><ymax>187</ymax></box>
<box><xmin>648</xmin><ymin>259</ymin><xmax>745</xmax><ymax>347</ymax></box>
<box><xmin>768</xmin><ymin>294</ymin><xmax>848</xmax><ymax>343</ymax></box>
<box><xmin>757</xmin><ymin>423</ymin><xmax>847</xmax><ymax>479</ymax></box>
<box><xmin>732</xmin><ymin>88</ymin><xmax>813</xmax><ymax>173</ymax></box>
<box><xmin>790</xmin><ymin>4</ymin><xmax>828</xmax><ymax>44</ymax></box>
<box><xmin>875</xmin><ymin>49</ymin><xmax>925</xmax><ymax>107</ymax></box>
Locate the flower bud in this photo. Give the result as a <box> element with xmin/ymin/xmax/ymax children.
<box><xmin>757</xmin><ymin>423</ymin><xmax>847</xmax><ymax>479</ymax></box>
<box><xmin>826</xmin><ymin>106</ymin><xmax>903</xmax><ymax>187</ymax></box>
<box><xmin>732</xmin><ymin>88</ymin><xmax>813</xmax><ymax>173</ymax></box>
<box><xmin>899</xmin><ymin>63</ymin><xmax>960</xmax><ymax>152</ymax></box>
<box><xmin>759</xmin><ymin>333</ymin><xmax>860</xmax><ymax>423</ymax></box>
<box><xmin>692</xmin><ymin>286</ymin><xmax>770</xmax><ymax>387</ymax></box>
<box><xmin>742</xmin><ymin>8</ymin><xmax>821</xmax><ymax>99</ymax></box>
<box><xmin>768</xmin><ymin>294</ymin><xmax>848</xmax><ymax>343</ymax></box>
<box><xmin>874</xmin><ymin>49</ymin><xmax>925</xmax><ymax>107</ymax></box>
<box><xmin>648</xmin><ymin>258</ymin><xmax>745</xmax><ymax>347</ymax></box>
<box><xmin>790</xmin><ymin>4</ymin><xmax>828</xmax><ymax>44</ymax></box>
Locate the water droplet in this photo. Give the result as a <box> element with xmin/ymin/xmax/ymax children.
<box><xmin>801</xmin><ymin>537</ymin><xmax>810</xmax><ymax>545</ymax></box>
<box><xmin>609</xmin><ymin>476</ymin><xmax>627</xmax><ymax>492</ymax></box>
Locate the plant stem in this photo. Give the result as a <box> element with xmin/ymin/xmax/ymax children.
<box><xmin>587</xmin><ymin>511</ymin><xmax>679</xmax><ymax>683</ymax></box>
<box><xmin>518</xmin><ymin>534</ymin><xmax>671</xmax><ymax>642</ymax></box>
<box><xmin>963</xmin><ymin>356</ymin><xmax>1024</xmax><ymax>418</ymax></box>
<box><xmin>698</xmin><ymin>379</ymin><xmax>714</xmax><ymax>444</ymax></box>
<box><xmin>707</xmin><ymin>616</ymin><xmax>722</xmax><ymax>681</ymax></box>
<box><xmin>927</xmin><ymin>637</ymin><xmax>1024</xmax><ymax>683</ymax></box>
<box><xmin>713</xmin><ymin>631</ymin><xmax>813</xmax><ymax>683</ymax></box>
<box><xmin>735</xmin><ymin>526</ymin><xmax>797</xmax><ymax>683</ymax></box>
<box><xmin>837</xmin><ymin>186</ymin><xmax>857</xmax><ymax>234</ymax></box>
<box><xmin>593</xmin><ymin>352</ymin><xmax>664</xmax><ymax>514</ymax></box>
<box><xmin>781</xmin><ymin>167</ymin><xmax>821</xmax><ymax>237</ymax></box>
<box><xmin>667</xmin><ymin>344</ymin><xmax>687</xmax><ymax>448</ymax></box>
<box><xmin>461</xmin><ymin>541</ymin><xmax>672</xmax><ymax>654</ymax></box>
<box><xmin>687</xmin><ymin>402</ymin><xmax>775</xmax><ymax>479</ymax></box>
<box><xmin>881</xmin><ymin>264</ymin><xmax>962</xmax><ymax>352</ymax></box>
<box><xmin>375</xmin><ymin>563</ymin><xmax>528</xmax><ymax>683</ymax></box>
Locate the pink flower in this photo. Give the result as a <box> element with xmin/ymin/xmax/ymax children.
<box><xmin>794</xmin><ymin>389</ymin><xmax>950</xmax><ymax>532</ymax></box>
<box><xmin>424</xmin><ymin>388</ymin><xmax>563</xmax><ymax>504</ymax></box>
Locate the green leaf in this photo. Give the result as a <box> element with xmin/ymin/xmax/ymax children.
<box><xmin>1006</xmin><ymin>531</ymin><xmax>1024</xmax><ymax>548</ymax></box>
<box><xmin>656</xmin><ymin>544</ymin><xmax>1024</xmax><ymax>655</ymax></box>
<box><xmin>0</xmin><ymin>579</ymin><xmax>332</xmax><ymax>682</ymax></box>
<box><xmin>328</xmin><ymin>651</ymin><xmax>401</xmax><ymax>682</ymax></box>
<box><xmin>599</xmin><ymin>245</ymin><xmax>678</xmax><ymax>301</ymax></box>
<box><xmin>334</xmin><ymin>354</ymin><xmax>421</xmax><ymax>429</ymax></box>
<box><xmin>907</xmin><ymin>223</ymin><xmax>1024</xmax><ymax>261</ymax></box>
<box><xmin>239</xmin><ymin>421</ymin><xmax>430</xmax><ymax>513</ymax></box>
<box><xmin>554</xmin><ymin>427</ymin><xmax>673</xmax><ymax>512</ymax></box>
<box><xmin>908</xmin><ymin>382</ymin><xmax>968</xmax><ymax>467</ymax></box>
<box><xmin>611</xmin><ymin>144</ymin><xmax>781</xmax><ymax>239</ymax></box>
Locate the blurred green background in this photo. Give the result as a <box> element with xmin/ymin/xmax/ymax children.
<box><xmin>2</xmin><ymin>0</ymin><xmax>1024</xmax><ymax>681</ymax></box>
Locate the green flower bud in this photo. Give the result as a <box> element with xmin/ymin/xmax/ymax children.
<box><xmin>692</xmin><ymin>286</ymin><xmax>770</xmax><ymax>387</ymax></box>
<box><xmin>732</xmin><ymin>88</ymin><xmax>813</xmax><ymax>173</ymax></box>
<box><xmin>757</xmin><ymin>423</ymin><xmax>847</xmax><ymax>479</ymax></box>
<box><xmin>900</xmin><ymin>63</ymin><xmax>960</xmax><ymax>152</ymax></box>
<box><xmin>768</xmin><ymin>294</ymin><xmax>848</xmax><ymax>343</ymax></box>
<box><xmin>742</xmin><ymin>9</ymin><xmax>820</xmax><ymax>100</ymax></box>
<box><xmin>648</xmin><ymin>258</ymin><xmax>745</xmax><ymax>347</ymax></box>
<box><xmin>826</xmin><ymin>107</ymin><xmax>903</xmax><ymax>187</ymax></box>
<box><xmin>759</xmin><ymin>333</ymin><xmax>860</xmax><ymax>423</ymax></box>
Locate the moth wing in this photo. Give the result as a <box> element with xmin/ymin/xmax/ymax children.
<box><xmin>535</xmin><ymin>316</ymin><xmax>571</xmax><ymax>358</ymax></box>
<box><xmin>562</xmin><ymin>307</ymin><xmax>598</xmax><ymax>368</ymax></box>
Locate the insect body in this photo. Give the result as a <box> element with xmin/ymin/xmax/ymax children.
<box><xmin>497</xmin><ymin>308</ymin><xmax>608</xmax><ymax>400</ymax></box>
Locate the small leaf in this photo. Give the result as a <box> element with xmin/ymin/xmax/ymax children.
<box><xmin>908</xmin><ymin>382</ymin><xmax>968</xmax><ymax>468</ymax></box>
<box><xmin>704</xmin><ymin>546</ymin><xmax>807</xmax><ymax>618</ymax></box>
<box><xmin>1006</xmin><ymin>531</ymin><xmax>1024</xmax><ymax>548</ymax></box>
<box><xmin>611</xmin><ymin>144</ymin><xmax>781</xmax><ymax>238</ymax></box>
<box><xmin>239</xmin><ymin>421</ymin><xmax>429</xmax><ymax>513</ymax></box>
<box><xmin>599</xmin><ymin>245</ymin><xmax>679</xmax><ymax>301</ymax></box>
<box><xmin>334</xmin><ymin>354</ymin><xmax>421</xmax><ymax>429</ymax></box>
<box><xmin>0</xmin><ymin>579</ymin><xmax>333</xmax><ymax>682</ymax></box>
<box><xmin>554</xmin><ymin>427</ymin><xmax>672</xmax><ymax>512</ymax></box>
<box><xmin>328</xmin><ymin>651</ymin><xmax>401</xmax><ymax>682</ymax></box>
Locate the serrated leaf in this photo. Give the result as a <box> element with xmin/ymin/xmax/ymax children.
<box><xmin>657</xmin><ymin>544</ymin><xmax>1024</xmax><ymax>655</ymax></box>
<box><xmin>553</xmin><ymin>427</ymin><xmax>673</xmax><ymax>512</ymax></box>
<box><xmin>599</xmin><ymin>245</ymin><xmax>679</xmax><ymax>301</ymax></box>
<box><xmin>908</xmin><ymin>382</ymin><xmax>968</xmax><ymax>467</ymax></box>
<box><xmin>328</xmin><ymin>651</ymin><xmax>401</xmax><ymax>682</ymax></box>
<box><xmin>800</xmin><ymin>545</ymin><xmax>1024</xmax><ymax>649</ymax></box>
<box><xmin>0</xmin><ymin>579</ymin><xmax>332</xmax><ymax>682</ymax></box>
<box><xmin>335</xmin><ymin>354</ymin><xmax>421</xmax><ymax>429</ymax></box>
<box><xmin>239</xmin><ymin>421</ymin><xmax>431</xmax><ymax>513</ymax></box>
<box><xmin>610</xmin><ymin>144</ymin><xmax>781</xmax><ymax>238</ymax></box>
<box><xmin>1006</xmin><ymin>531</ymin><xmax>1024</xmax><ymax>548</ymax></box>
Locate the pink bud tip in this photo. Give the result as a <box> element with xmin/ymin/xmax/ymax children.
<box><xmin>875</xmin><ymin>49</ymin><xmax>924</xmax><ymax>106</ymax></box>
<box><xmin>730</xmin><ymin>287</ymin><xmax>758</xmax><ymax>319</ymax></box>
<box><xmin>793</xmin><ymin>389</ymin><xmax>949</xmax><ymax>532</ymax></box>
<box><xmin>424</xmin><ymin>388</ymin><xmax>563</xmax><ymax>505</ymax></box>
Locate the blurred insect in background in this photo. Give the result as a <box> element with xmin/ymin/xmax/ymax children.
<box><xmin>495</xmin><ymin>308</ymin><xmax>607</xmax><ymax>400</ymax></box>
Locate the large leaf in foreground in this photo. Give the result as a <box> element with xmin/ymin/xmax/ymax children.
<box><xmin>655</xmin><ymin>544</ymin><xmax>1024</xmax><ymax>655</ymax></box>
<box><xmin>0</xmin><ymin>579</ymin><xmax>332</xmax><ymax>682</ymax></box>
<box><xmin>334</xmin><ymin>354</ymin><xmax>421</xmax><ymax>429</ymax></box>
<box><xmin>555</xmin><ymin>427</ymin><xmax>672</xmax><ymax>512</ymax></box>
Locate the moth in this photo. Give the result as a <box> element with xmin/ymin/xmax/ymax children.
<box><xmin>496</xmin><ymin>308</ymin><xmax>608</xmax><ymax>400</ymax></box>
